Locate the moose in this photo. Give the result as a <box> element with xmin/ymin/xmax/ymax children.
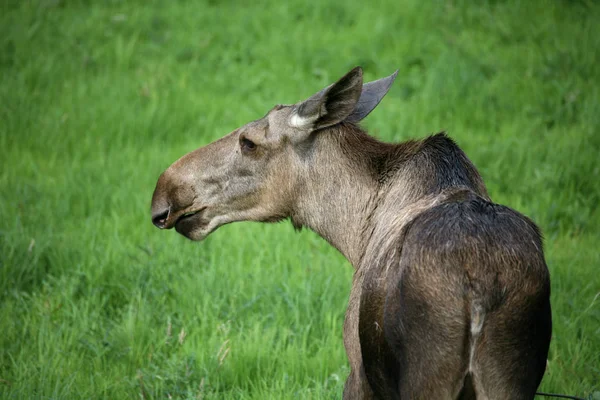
<box><xmin>151</xmin><ymin>67</ymin><xmax>552</xmax><ymax>399</ymax></box>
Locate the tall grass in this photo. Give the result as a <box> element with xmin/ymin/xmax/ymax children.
<box><xmin>1</xmin><ymin>0</ymin><xmax>599</xmax><ymax>398</ymax></box>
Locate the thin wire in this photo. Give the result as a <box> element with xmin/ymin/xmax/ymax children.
<box><xmin>535</xmin><ymin>391</ymin><xmax>586</xmax><ymax>400</ymax></box>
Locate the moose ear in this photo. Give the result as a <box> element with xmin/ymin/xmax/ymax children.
<box><xmin>290</xmin><ymin>67</ymin><xmax>363</xmax><ymax>131</ymax></box>
<box><xmin>345</xmin><ymin>70</ymin><xmax>398</xmax><ymax>123</ymax></box>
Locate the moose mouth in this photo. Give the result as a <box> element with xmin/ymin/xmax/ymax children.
<box><xmin>174</xmin><ymin>207</ymin><xmax>208</xmax><ymax>236</ymax></box>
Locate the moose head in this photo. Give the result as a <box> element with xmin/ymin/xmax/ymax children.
<box><xmin>151</xmin><ymin>67</ymin><xmax>397</xmax><ymax>244</ymax></box>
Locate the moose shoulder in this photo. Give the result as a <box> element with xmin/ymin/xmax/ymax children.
<box><xmin>151</xmin><ymin>67</ymin><xmax>552</xmax><ymax>400</ymax></box>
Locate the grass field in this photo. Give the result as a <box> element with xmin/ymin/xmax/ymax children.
<box><xmin>1</xmin><ymin>0</ymin><xmax>599</xmax><ymax>398</ymax></box>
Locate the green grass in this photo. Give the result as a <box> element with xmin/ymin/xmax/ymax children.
<box><xmin>1</xmin><ymin>0</ymin><xmax>599</xmax><ymax>398</ymax></box>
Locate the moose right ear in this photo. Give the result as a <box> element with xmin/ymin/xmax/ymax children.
<box><xmin>289</xmin><ymin>67</ymin><xmax>363</xmax><ymax>132</ymax></box>
<box><xmin>345</xmin><ymin>70</ymin><xmax>398</xmax><ymax>123</ymax></box>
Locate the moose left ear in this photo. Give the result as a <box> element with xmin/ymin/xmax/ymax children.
<box><xmin>290</xmin><ymin>67</ymin><xmax>364</xmax><ymax>131</ymax></box>
<box><xmin>345</xmin><ymin>70</ymin><xmax>398</xmax><ymax>123</ymax></box>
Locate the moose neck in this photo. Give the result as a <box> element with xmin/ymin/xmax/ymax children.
<box><xmin>290</xmin><ymin>124</ymin><xmax>391</xmax><ymax>267</ymax></box>
<box><xmin>290</xmin><ymin>126</ymin><xmax>489</xmax><ymax>268</ymax></box>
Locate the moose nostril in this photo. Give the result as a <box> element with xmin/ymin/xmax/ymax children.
<box><xmin>152</xmin><ymin>209</ymin><xmax>170</xmax><ymax>229</ymax></box>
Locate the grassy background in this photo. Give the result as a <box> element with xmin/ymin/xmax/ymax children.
<box><xmin>1</xmin><ymin>0</ymin><xmax>599</xmax><ymax>398</ymax></box>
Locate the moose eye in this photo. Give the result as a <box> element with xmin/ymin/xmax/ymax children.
<box><xmin>240</xmin><ymin>136</ymin><xmax>257</xmax><ymax>153</ymax></box>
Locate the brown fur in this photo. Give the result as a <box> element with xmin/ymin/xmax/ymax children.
<box><xmin>151</xmin><ymin>67</ymin><xmax>551</xmax><ymax>399</ymax></box>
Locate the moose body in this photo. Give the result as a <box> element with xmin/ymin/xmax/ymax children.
<box><xmin>151</xmin><ymin>67</ymin><xmax>551</xmax><ymax>399</ymax></box>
